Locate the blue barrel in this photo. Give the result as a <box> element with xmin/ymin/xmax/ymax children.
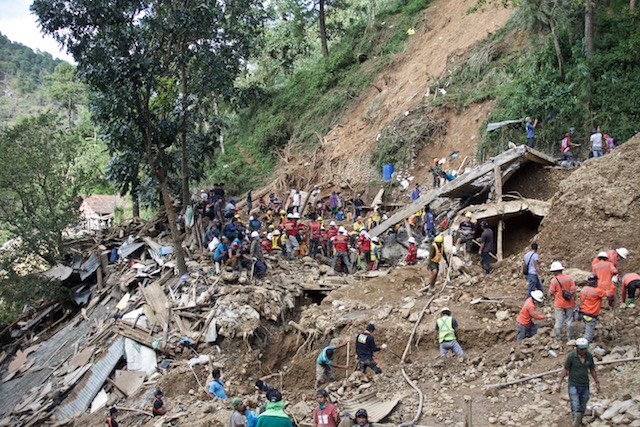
<box><xmin>382</xmin><ymin>163</ymin><xmax>395</xmax><ymax>181</ymax></box>
<box><xmin>337</xmin><ymin>211</ymin><xmax>344</xmax><ymax>221</ymax></box>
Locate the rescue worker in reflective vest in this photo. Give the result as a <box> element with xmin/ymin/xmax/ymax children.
<box><xmin>579</xmin><ymin>273</ymin><xmax>611</xmax><ymax>342</ymax></box>
<box><xmin>428</xmin><ymin>235</ymin><xmax>448</xmax><ymax>288</ymax></box>
<box><xmin>434</xmin><ymin>307</ymin><xmax>464</xmax><ymax>357</ymax></box>
<box><xmin>308</xmin><ymin>216</ymin><xmax>322</xmax><ymax>257</ymax></box>
<box><xmin>548</xmin><ymin>261</ymin><xmax>577</xmax><ymax>342</ymax></box>
<box><xmin>516</xmin><ymin>290</ymin><xmax>549</xmax><ymax>341</ymax></box>
<box><xmin>622</xmin><ymin>272</ymin><xmax>640</xmax><ymax>305</ymax></box>
<box><xmin>271</xmin><ymin>230</ymin><xmax>283</xmax><ymax>252</ymax></box>
<box><xmin>105</xmin><ymin>407</ymin><xmax>119</xmax><ymax>427</ymax></box>
<box><xmin>327</xmin><ymin>221</ymin><xmax>338</xmax><ymax>254</ymax></box>
<box><xmin>592</xmin><ymin>247</ymin><xmax>628</xmax><ymax>269</ymax></box>
<box><xmin>405</xmin><ymin>237</ymin><xmax>418</xmax><ymax>265</ymax></box>
<box><xmin>591</xmin><ymin>251</ymin><xmax>618</xmax><ymax>308</ymax></box>
<box><xmin>370</xmin><ymin>237</ymin><xmax>382</xmax><ymax>271</ymax></box>
<box><xmin>355</xmin><ymin>323</ymin><xmax>385</xmax><ymax>374</ymax></box>
<box><xmin>331</xmin><ymin>227</ymin><xmax>352</xmax><ymax>274</ymax></box>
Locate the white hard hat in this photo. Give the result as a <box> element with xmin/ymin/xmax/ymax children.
<box><xmin>440</xmin><ymin>307</ymin><xmax>451</xmax><ymax>314</ymax></box>
<box><xmin>549</xmin><ymin>261</ymin><xmax>564</xmax><ymax>272</ymax></box>
<box><xmin>293</xmin><ymin>212</ymin><xmax>300</xmax><ymax>219</ymax></box>
<box><xmin>597</xmin><ymin>251</ymin><xmax>608</xmax><ymax>259</ymax></box>
<box><xmin>576</xmin><ymin>338</ymin><xmax>589</xmax><ymax>348</ymax></box>
<box><xmin>287</xmin><ymin>213</ymin><xmax>293</xmax><ymax>219</ymax></box>
<box><xmin>408</xmin><ymin>237</ymin><xmax>416</xmax><ymax>244</ymax></box>
<box><xmin>330</xmin><ymin>221</ymin><xmax>336</xmax><ymax>226</ymax></box>
<box><xmin>338</xmin><ymin>226</ymin><xmax>347</xmax><ymax>234</ymax></box>
<box><xmin>251</xmin><ymin>231</ymin><xmax>260</xmax><ymax>239</ymax></box>
<box><xmin>273</xmin><ymin>230</ymin><xmax>281</xmax><ymax>235</ymax></box>
<box><xmin>531</xmin><ymin>290</ymin><xmax>544</xmax><ymax>303</ymax></box>
<box><xmin>249</xmin><ymin>216</ymin><xmax>254</xmax><ymax>220</ymax></box>
<box><xmin>616</xmin><ymin>248</ymin><xmax>629</xmax><ymax>259</ymax></box>
<box><xmin>371</xmin><ymin>237</ymin><xmax>380</xmax><ymax>243</ymax></box>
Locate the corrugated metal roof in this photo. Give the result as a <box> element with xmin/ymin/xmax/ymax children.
<box><xmin>56</xmin><ymin>337</ymin><xmax>125</xmax><ymax>422</ymax></box>
<box><xmin>79</xmin><ymin>252</ymin><xmax>100</xmax><ymax>281</ymax></box>
<box><xmin>341</xmin><ymin>391</ymin><xmax>400</xmax><ymax>423</ymax></box>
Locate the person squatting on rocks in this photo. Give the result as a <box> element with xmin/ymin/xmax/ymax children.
<box><xmin>315</xmin><ymin>342</ymin><xmax>348</xmax><ymax>388</ymax></box>
<box><xmin>556</xmin><ymin>338</ymin><xmax>600</xmax><ymax>427</ymax></box>
<box><xmin>516</xmin><ymin>290</ymin><xmax>549</xmax><ymax>341</ymax></box>
<box><xmin>434</xmin><ymin>307</ymin><xmax>464</xmax><ymax>357</ymax></box>
<box><xmin>355</xmin><ymin>323</ymin><xmax>386</xmax><ymax>374</ymax></box>
<box><xmin>548</xmin><ymin>261</ymin><xmax>577</xmax><ymax>342</ymax></box>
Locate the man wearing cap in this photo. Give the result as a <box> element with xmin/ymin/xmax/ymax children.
<box><xmin>315</xmin><ymin>343</ymin><xmax>349</xmax><ymax>388</ymax></box>
<box><xmin>548</xmin><ymin>262</ymin><xmax>577</xmax><ymax>342</ymax></box>
<box><xmin>352</xmin><ymin>409</ymin><xmax>372</xmax><ymax>427</ymax></box>
<box><xmin>105</xmin><ymin>407</ymin><xmax>119</xmax><ymax>427</ymax></box>
<box><xmin>355</xmin><ymin>324</ymin><xmax>384</xmax><ymax>374</ymax></box>
<box><xmin>256</xmin><ymin>390</ymin><xmax>292</xmax><ymax>427</ymax></box>
<box><xmin>516</xmin><ymin>290</ymin><xmax>549</xmax><ymax>341</ymax></box>
<box><xmin>523</xmin><ymin>242</ymin><xmax>542</xmax><ymax>297</ymax></box>
<box><xmin>434</xmin><ymin>307</ymin><xmax>464</xmax><ymax>357</ymax></box>
<box><xmin>590</xmin><ymin>127</ymin><xmax>603</xmax><ymax>158</ymax></box>
<box><xmin>152</xmin><ymin>388</ymin><xmax>168</xmax><ymax>416</ymax></box>
<box><xmin>214</xmin><ymin>236</ymin><xmax>230</xmax><ymax>266</ymax></box>
<box><xmin>353</xmin><ymin>194</ymin><xmax>365</xmax><ymax>219</ymax></box>
<box><xmin>560</xmin><ymin>132</ymin><xmax>579</xmax><ymax>164</ymax></box>
<box><xmin>230</xmin><ymin>398</ymin><xmax>247</xmax><ymax>427</ymax></box>
<box><xmin>556</xmin><ymin>338</ymin><xmax>600</xmax><ymax>427</ymax></box>
<box><xmin>579</xmin><ymin>274</ymin><xmax>610</xmax><ymax>342</ymax></box>
<box><xmin>313</xmin><ymin>389</ymin><xmax>339</xmax><ymax>427</ymax></box>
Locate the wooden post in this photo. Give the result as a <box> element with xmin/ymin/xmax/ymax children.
<box><xmin>464</xmin><ymin>395</ymin><xmax>472</xmax><ymax>427</ymax></box>
<box><xmin>497</xmin><ymin>219</ymin><xmax>504</xmax><ymax>262</ymax></box>
<box><xmin>493</xmin><ymin>164</ymin><xmax>502</xmax><ymax>201</ymax></box>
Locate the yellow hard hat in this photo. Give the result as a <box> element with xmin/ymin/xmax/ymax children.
<box><xmin>465</xmin><ymin>212</ymin><xmax>473</xmax><ymax>219</ymax></box>
<box><xmin>317</xmin><ymin>216</ymin><xmax>323</xmax><ymax>221</ymax></box>
<box><xmin>280</xmin><ymin>210</ymin><xmax>286</xmax><ymax>215</ymax></box>
<box><xmin>434</xmin><ymin>235</ymin><xmax>444</xmax><ymax>243</ymax></box>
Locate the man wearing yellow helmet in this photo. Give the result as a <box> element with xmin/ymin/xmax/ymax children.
<box><xmin>428</xmin><ymin>235</ymin><xmax>448</xmax><ymax>288</ymax></box>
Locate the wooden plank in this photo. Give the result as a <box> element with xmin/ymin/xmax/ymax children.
<box><xmin>370</xmin><ymin>188</ymin><xmax>384</xmax><ymax>207</ymax></box>
<box><xmin>493</xmin><ymin>164</ymin><xmax>502</xmax><ymax>201</ymax></box>
<box><xmin>139</xmin><ymin>282</ymin><xmax>170</xmax><ymax>326</ymax></box>
<box><xmin>497</xmin><ymin>219</ymin><xmax>504</xmax><ymax>262</ymax></box>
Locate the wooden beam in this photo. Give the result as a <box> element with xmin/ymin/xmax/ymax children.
<box><xmin>493</xmin><ymin>164</ymin><xmax>502</xmax><ymax>201</ymax></box>
<box><xmin>497</xmin><ymin>219</ymin><xmax>504</xmax><ymax>262</ymax></box>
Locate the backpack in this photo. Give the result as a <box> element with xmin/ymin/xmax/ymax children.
<box><xmin>522</xmin><ymin>253</ymin><xmax>533</xmax><ymax>277</ymax></box>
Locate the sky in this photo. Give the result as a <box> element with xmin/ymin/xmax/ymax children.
<box><xmin>0</xmin><ymin>0</ymin><xmax>75</xmax><ymax>63</ymax></box>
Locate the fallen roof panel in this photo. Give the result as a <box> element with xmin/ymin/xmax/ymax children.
<box><xmin>340</xmin><ymin>391</ymin><xmax>400</xmax><ymax>423</ymax></box>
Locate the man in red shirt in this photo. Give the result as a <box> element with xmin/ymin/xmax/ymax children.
<box><xmin>357</xmin><ymin>230</ymin><xmax>372</xmax><ymax>271</ymax></box>
<box><xmin>516</xmin><ymin>290</ymin><xmax>549</xmax><ymax>341</ymax></box>
<box><xmin>405</xmin><ymin>237</ymin><xmax>417</xmax><ymax>265</ymax></box>
<box><xmin>331</xmin><ymin>227</ymin><xmax>352</xmax><ymax>274</ymax></box>
<box><xmin>548</xmin><ymin>261</ymin><xmax>576</xmax><ymax>342</ymax></box>
<box><xmin>282</xmin><ymin>213</ymin><xmax>299</xmax><ymax>260</ymax></box>
<box><xmin>308</xmin><ymin>216</ymin><xmax>322</xmax><ymax>257</ymax></box>
<box><xmin>579</xmin><ymin>274</ymin><xmax>611</xmax><ymax>342</ymax></box>
<box><xmin>622</xmin><ymin>272</ymin><xmax>640</xmax><ymax>305</ymax></box>
<box><xmin>313</xmin><ymin>389</ymin><xmax>339</xmax><ymax>427</ymax></box>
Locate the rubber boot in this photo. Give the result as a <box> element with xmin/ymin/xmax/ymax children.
<box><xmin>572</xmin><ymin>412</ymin><xmax>583</xmax><ymax>427</ymax></box>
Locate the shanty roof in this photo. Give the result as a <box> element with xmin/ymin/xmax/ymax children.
<box><xmin>81</xmin><ymin>195</ymin><xmax>124</xmax><ymax>215</ymax></box>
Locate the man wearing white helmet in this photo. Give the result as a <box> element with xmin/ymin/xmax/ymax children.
<box><xmin>516</xmin><ymin>290</ymin><xmax>549</xmax><ymax>341</ymax></box>
<box><xmin>370</xmin><ymin>237</ymin><xmax>382</xmax><ymax>271</ymax></box>
<box><xmin>331</xmin><ymin>227</ymin><xmax>352</xmax><ymax>273</ymax></box>
<box><xmin>591</xmin><ymin>251</ymin><xmax>618</xmax><ymax>308</ymax></box>
<box><xmin>591</xmin><ymin>247</ymin><xmax>628</xmax><ymax>269</ymax></box>
<box><xmin>434</xmin><ymin>307</ymin><xmax>464</xmax><ymax>357</ymax></box>
<box><xmin>548</xmin><ymin>262</ymin><xmax>577</xmax><ymax>342</ymax></box>
<box><xmin>556</xmin><ymin>338</ymin><xmax>600</xmax><ymax>427</ymax></box>
<box><xmin>405</xmin><ymin>237</ymin><xmax>418</xmax><ymax>265</ymax></box>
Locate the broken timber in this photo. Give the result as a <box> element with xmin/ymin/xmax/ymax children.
<box><xmin>369</xmin><ymin>146</ymin><xmax>556</xmax><ymax>238</ymax></box>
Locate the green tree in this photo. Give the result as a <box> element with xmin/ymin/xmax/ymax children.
<box><xmin>44</xmin><ymin>62</ymin><xmax>86</xmax><ymax>128</ymax></box>
<box><xmin>0</xmin><ymin>114</ymin><xmax>85</xmax><ymax>263</ymax></box>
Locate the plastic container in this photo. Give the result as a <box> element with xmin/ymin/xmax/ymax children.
<box><xmin>548</xmin><ymin>349</ymin><xmax>558</xmax><ymax>357</ymax></box>
<box><xmin>382</xmin><ymin>163</ymin><xmax>395</xmax><ymax>181</ymax></box>
<box><xmin>337</xmin><ymin>211</ymin><xmax>344</xmax><ymax>221</ymax></box>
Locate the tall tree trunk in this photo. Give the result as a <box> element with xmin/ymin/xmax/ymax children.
<box><xmin>213</xmin><ymin>94</ymin><xmax>224</xmax><ymax>154</ymax></box>
<box><xmin>585</xmin><ymin>0</ymin><xmax>596</xmax><ymax>57</ymax></box>
<box><xmin>319</xmin><ymin>0</ymin><xmax>329</xmax><ymax>57</ymax></box>
<box><xmin>179</xmin><ymin>61</ymin><xmax>190</xmax><ymax>208</ymax></box>
<box><xmin>548</xmin><ymin>19</ymin><xmax>564</xmax><ymax>80</ymax></box>
<box><xmin>631</xmin><ymin>0</ymin><xmax>637</xmax><ymax>12</ymax></box>
<box><xmin>369</xmin><ymin>0</ymin><xmax>376</xmax><ymax>28</ymax></box>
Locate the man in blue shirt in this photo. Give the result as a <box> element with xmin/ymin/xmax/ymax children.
<box><xmin>315</xmin><ymin>342</ymin><xmax>348</xmax><ymax>388</ymax></box>
<box><xmin>209</xmin><ymin>368</ymin><xmax>227</xmax><ymax>400</ymax></box>
<box><xmin>214</xmin><ymin>236</ymin><xmax>230</xmax><ymax>264</ymax></box>
<box><xmin>525</xmin><ymin>116</ymin><xmax>538</xmax><ymax>148</ymax></box>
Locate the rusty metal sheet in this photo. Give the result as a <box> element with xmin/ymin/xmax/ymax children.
<box><xmin>340</xmin><ymin>391</ymin><xmax>400</xmax><ymax>423</ymax></box>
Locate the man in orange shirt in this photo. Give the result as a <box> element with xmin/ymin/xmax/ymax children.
<box><xmin>578</xmin><ymin>274</ymin><xmax>611</xmax><ymax>342</ymax></box>
<box><xmin>548</xmin><ymin>262</ymin><xmax>577</xmax><ymax>342</ymax></box>
<box><xmin>621</xmin><ymin>273</ymin><xmax>640</xmax><ymax>305</ymax></box>
<box><xmin>516</xmin><ymin>290</ymin><xmax>549</xmax><ymax>341</ymax></box>
<box><xmin>592</xmin><ymin>251</ymin><xmax>618</xmax><ymax>308</ymax></box>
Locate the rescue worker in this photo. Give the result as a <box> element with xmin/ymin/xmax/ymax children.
<box><xmin>152</xmin><ymin>388</ymin><xmax>168</xmax><ymax>416</ymax></box>
<box><xmin>357</xmin><ymin>230</ymin><xmax>372</xmax><ymax>271</ymax></box>
<box><xmin>548</xmin><ymin>261</ymin><xmax>577</xmax><ymax>342</ymax></box>
<box><xmin>327</xmin><ymin>221</ymin><xmax>338</xmax><ymax>254</ymax></box>
<box><xmin>271</xmin><ymin>230</ymin><xmax>283</xmax><ymax>253</ymax></box>
<box><xmin>556</xmin><ymin>338</ymin><xmax>601</xmax><ymax>427</ymax></box>
<box><xmin>434</xmin><ymin>307</ymin><xmax>464</xmax><ymax>357</ymax></box>
<box><xmin>622</xmin><ymin>272</ymin><xmax>640</xmax><ymax>305</ymax></box>
<box><xmin>282</xmin><ymin>213</ymin><xmax>299</xmax><ymax>260</ymax></box>
<box><xmin>431</xmin><ymin>158</ymin><xmax>442</xmax><ymax>188</ymax></box>
<box><xmin>331</xmin><ymin>227</ymin><xmax>352</xmax><ymax>274</ymax></box>
<box><xmin>428</xmin><ymin>235</ymin><xmax>448</xmax><ymax>288</ymax></box>
<box><xmin>478</xmin><ymin>221</ymin><xmax>493</xmax><ymax>275</ymax></box>
<box><xmin>315</xmin><ymin>343</ymin><xmax>348</xmax><ymax>388</ymax></box>
<box><xmin>308</xmin><ymin>216</ymin><xmax>322</xmax><ymax>257</ymax></box>
<box><xmin>592</xmin><ymin>247</ymin><xmax>628</xmax><ymax>269</ymax></box>
<box><xmin>370</xmin><ymin>237</ymin><xmax>382</xmax><ymax>271</ymax></box>
<box><xmin>591</xmin><ymin>251</ymin><xmax>618</xmax><ymax>308</ymax></box>
<box><xmin>579</xmin><ymin>273</ymin><xmax>611</xmax><ymax>342</ymax></box>
<box><xmin>352</xmin><ymin>409</ymin><xmax>372</xmax><ymax>427</ymax></box>
<box><xmin>457</xmin><ymin>212</ymin><xmax>475</xmax><ymax>263</ymax></box>
<box><xmin>516</xmin><ymin>290</ymin><xmax>549</xmax><ymax>341</ymax></box>
<box><xmin>405</xmin><ymin>237</ymin><xmax>418</xmax><ymax>265</ymax></box>
<box><xmin>353</xmin><ymin>216</ymin><xmax>366</xmax><ymax>233</ymax></box>
<box><xmin>355</xmin><ymin>323</ymin><xmax>386</xmax><ymax>374</ymax></box>
<box><xmin>105</xmin><ymin>407</ymin><xmax>119</xmax><ymax>427</ymax></box>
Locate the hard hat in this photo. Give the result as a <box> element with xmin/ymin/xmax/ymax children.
<box><xmin>287</xmin><ymin>213</ymin><xmax>293</xmax><ymax>219</ymax></box>
<box><xmin>251</xmin><ymin>231</ymin><xmax>260</xmax><ymax>239</ymax></box>
<box><xmin>293</xmin><ymin>212</ymin><xmax>300</xmax><ymax>219</ymax></box>
<box><xmin>357</xmin><ymin>216</ymin><xmax>363</xmax><ymax>221</ymax></box>
<box><xmin>440</xmin><ymin>307</ymin><xmax>451</xmax><ymax>314</ymax></box>
<box><xmin>587</xmin><ymin>273</ymin><xmax>598</xmax><ymax>285</ymax></box>
<box><xmin>355</xmin><ymin>409</ymin><xmax>368</xmax><ymax>418</ymax></box>
<box><xmin>330</xmin><ymin>221</ymin><xmax>336</xmax><ymax>226</ymax></box>
<box><xmin>616</xmin><ymin>248</ymin><xmax>629</xmax><ymax>259</ymax></box>
<box><xmin>530</xmin><ymin>290</ymin><xmax>544</xmax><ymax>302</ymax></box>
<box><xmin>465</xmin><ymin>212</ymin><xmax>473</xmax><ymax>219</ymax></box>
<box><xmin>433</xmin><ymin>158</ymin><xmax>439</xmax><ymax>163</ymax></box>
<box><xmin>317</xmin><ymin>216</ymin><xmax>323</xmax><ymax>221</ymax></box>
<box><xmin>273</xmin><ymin>229</ymin><xmax>281</xmax><ymax>235</ymax></box>
<box><xmin>338</xmin><ymin>226</ymin><xmax>347</xmax><ymax>234</ymax></box>
<box><xmin>371</xmin><ymin>237</ymin><xmax>380</xmax><ymax>243</ymax></box>
<box><xmin>597</xmin><ymin>251</ymin><xmax>608</xmax><ymax>259</ymax></box>
<box><xmin>280</xmin><ymin>210</ymin><xmax>286</xmax><ymax>215</ymax></box>
<box><xmin>268</xmin><ymin>224</ymin><xmax>275</xmax><ymax>230</ymax></box>
<box><xmin>434</xmin><ymin>235</ymin><xmax>444</xmax><ymax>243</ymax></box>
<box><xmin>249</xmin><ymin>216</ymin><xmax>254</xmax><ymax>220</ymax></box>
<box><xmin>549</xmin><ymin>261</ymin><xmax>564</xmax><ymax>272</ymax></box>
<box><xmin>576</xmin><ymin>338</ymin><xmax>589</xmax><ymax>348</ymax></box>
<box><xmin>408</xmin><ymin>237</ymin><xmax>416</xmax><ymax>244</ymax></box>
